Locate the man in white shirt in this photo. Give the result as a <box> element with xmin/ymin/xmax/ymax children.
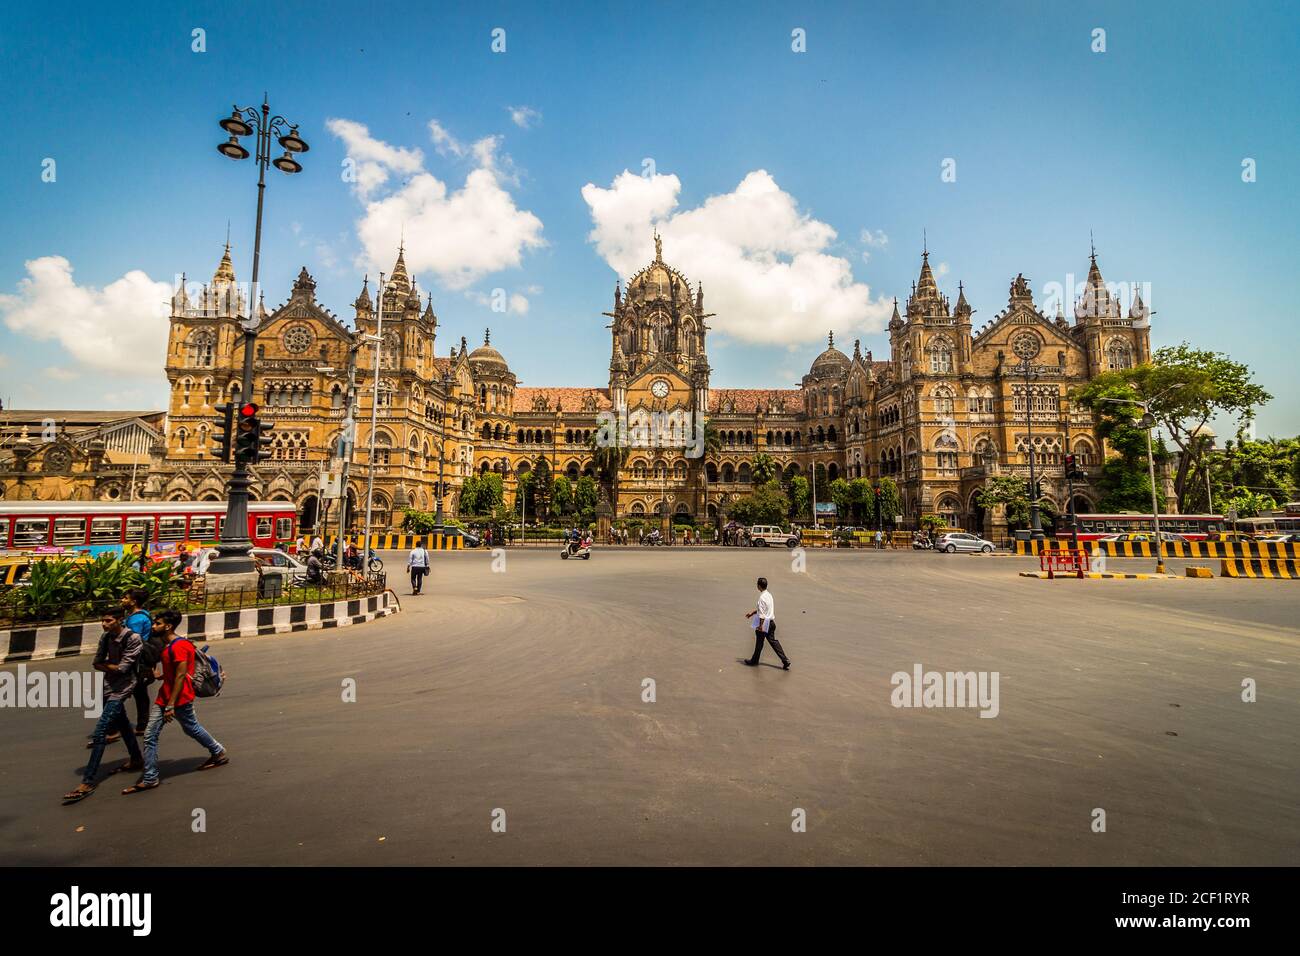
<box><xmin>743</xmin><ymin>576</ymin><xmax>790</xmax><ymax>670</ymax></box>
<box><xmin>407</xmin><ymin>544</ymin><xmax>430</xmax><ymax>595</ymax></box>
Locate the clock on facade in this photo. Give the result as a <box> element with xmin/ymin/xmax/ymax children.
<box><xmin>651</xmin><ymin>379</ymin><xmax>670</xmax><ymax>398</ymax></box>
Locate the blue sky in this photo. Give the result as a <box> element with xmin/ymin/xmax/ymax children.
<box><xmin>1</xmin><ymin>0</ymin><xmax>1296</xmax><ymax>435</ymax></box>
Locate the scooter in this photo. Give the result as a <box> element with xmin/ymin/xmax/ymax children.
<box><xmin>322</xmin><ymin>548</ymin><xmax>384</xmax><ymax>573</ymax></box>
<box><xmin>911</xmin><ymin>537</ymin><xmax>934</xmax><ymax>551</ymax></box>
<box><xmin>560</xmin><ymin>537</ymin><xmax>592</xmax><ymax>560</ymax></box>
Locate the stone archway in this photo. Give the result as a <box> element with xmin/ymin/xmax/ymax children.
<box><xmin>300</xmin><ymin>494</ymin><xmax>319</xmax><ymax>533</ymax></box>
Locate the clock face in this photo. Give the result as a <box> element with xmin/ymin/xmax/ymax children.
<box><xmin>651</xmin><ymin>379</ymin><xmax>670</xmax><ymax>398</ymax></box>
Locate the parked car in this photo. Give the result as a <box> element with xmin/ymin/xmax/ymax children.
<box><xmin>1255</xmin><ymin>533</ymin><xmax>1300</xmax><ymax>544</ymax></box>
<box><xmin>438</xmin><ymin>527</ymin><xmax>481</xmax><ymax>547</ymax></box>
<box><xmin>750</xmin><ymin>525</ymin><xmax>800</xmax><ymax>548</ymax></box>
<box><xmin>193</xmin><ymin>546</ymin><xmax>308</xmax><ymax>583</ymax></box>
<box><xmin>935</xmin><ymin>532</ymin><xmax>996</xmax><ymax>554</ymax></box>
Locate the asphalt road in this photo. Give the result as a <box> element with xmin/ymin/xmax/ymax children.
<box><xmin>1</xmin><ymin>547</ymin><xmax>1296</xmax><ymax>866</ymax></box>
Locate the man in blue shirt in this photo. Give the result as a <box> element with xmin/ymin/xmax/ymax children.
<box><xmin>122</xmin><ymin>588</ymin><xmax>155</xmax><ymax>734</ymax></box>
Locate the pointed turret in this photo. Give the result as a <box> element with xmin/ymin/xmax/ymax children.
<box><xmin>888</xmin><ymin>297</ymin><xmax>903</xmax><ymax>331</ymax></box>
<box><xmin>213</xmin><ymin>241</ymin><xmax>236</xmax><ymax>286</ymax></box>
<box><xmin>422</xmin><ymin>292</ymin><xmax>436</xmax><ymax>325</ymax></box>
<box><xmin>954</xmin><ymin>281</ymin><xmax>972</xmax><ymax>318</ymax></box>
<box><xmin>172</xmin><ymin>273</ymin><xmax>190</xmax><ymax>314</ymax></box>
<box><xmin>1128</xmin><ymin>289</ymin><xmax>1149</xmax><ymax>322</ymax></box>
<box><xmin>353</xmin><ymin>276</ymin><xmax>372</xmax><ymax>315</ymax></box>
<box><xmin>1075</xmin><ymin>247</ymin><xmax>1119</xmax><ymax>320</ymax></box>
<box><xmin>388</xmin><ymin>244</ymin><xmax>411</xmax><ymax>294</ymax></box>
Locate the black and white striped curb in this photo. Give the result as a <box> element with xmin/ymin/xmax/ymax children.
<box><xmin>1</xmin><ymin>591</ymin><xmax>402</xmax><ymax>664</ymax></box>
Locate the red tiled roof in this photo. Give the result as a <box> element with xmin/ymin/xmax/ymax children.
<box><xmin>708</xmin><ymin>388</ymin><xmax>803</xmax><ymax>414</ymax></box>
<box><xmin>513</xmin><ymin>387</ymin><xmax>613</xmax><ymax>413</ymax></box>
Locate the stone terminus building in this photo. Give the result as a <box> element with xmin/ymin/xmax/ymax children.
<box><xmin>101</xmin><ymin>236</ymin><xmax>1148</xmax><ymax>536</ymax></box>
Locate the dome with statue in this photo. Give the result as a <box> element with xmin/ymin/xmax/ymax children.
<box><xmin>623</xmin><ymin>232</ymin><xmax>696</xmax><ymax>307</ymax></box>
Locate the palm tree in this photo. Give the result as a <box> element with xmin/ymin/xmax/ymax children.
<box><xmin>587</xmin><ymin>423</ymin><xmax>631</xmax><ymax>513</ymax></box>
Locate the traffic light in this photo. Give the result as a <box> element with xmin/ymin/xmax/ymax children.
<box><xmin>211</xmin><ymin>402</ymin><xmax>234</xmax><ymax>462</ymax></box>
<box><xmin>233</xmin><ymin>402</ymin><xmax>273</xmax><ymax>464</ymax></box>
<box><xmin>1064</xmin><ymin>453</ymin><xmax>1086</xmax><ymax>480</ymax></box>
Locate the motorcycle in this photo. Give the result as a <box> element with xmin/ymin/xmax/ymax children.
<box><xmin>560</xmin><ymin>536</ymin><xmax>592</xmax><ymax>560</ymax></box>
<box><xmin>322</xmin><ymin>548</ymin><xmax>384</xmax><ymax>573</ymax></box>
<box><xmin>641</xmin><ymin>530</ymin><xmax>663</xmax><ymax>547</ymax></box>
<box><xmin>911</xmin><ymin>536</ymin><xmax>934</xmax><ymax>551</ymax></box>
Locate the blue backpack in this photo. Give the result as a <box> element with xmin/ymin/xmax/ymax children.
<box><xmin>186</xmin><ymin>641</ymin><xmax>225</xmax><ymax>698</ymax></box>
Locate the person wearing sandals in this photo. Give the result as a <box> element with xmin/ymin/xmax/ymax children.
<box><xmin>122</xmin><ymin>610</ymin><xmax>228</xmax><ymax>795</ymax></box>
<box><xmin>64</xmin><ymin>609</ymin><xmax>144</xmax><ymax>803</ymax></box>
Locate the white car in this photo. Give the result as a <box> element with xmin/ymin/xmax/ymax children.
<box><xmin>750</xmin><ymin>525</ymin><xmax>800</xmax><ymax>548</ymax></box>
<box><xmin>935</xmin><ymin>532</ymin><xmax>996</xmax><ymax>554</ymax></box>
<box><xmin>194</xmin><ymin>546</ymin><xmax>308</xmax><ymax>582</ymax></box>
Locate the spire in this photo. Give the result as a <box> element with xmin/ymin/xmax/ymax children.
<box><xmin>1076</xmin><ymin>244</ymin><xmax>1119</xmax><ymax>320</ymax></box>
<box><xmin>889</xmin><ymin>297</ymin><xmax>903</xmax><ymax>330</ymax></box>
<box><xmin>353</xmin><ymin>275</ymin><xmax>372</xmax><ymax>313</ymax></box>
<box><xmin>484</xmin><ymin>328</ymin><xmax>491</xmax><ymax>346</ymax></box>
<box><xmin>828</xmin><ymin>330</ymin><xmax>835</xmax><ymax>349</ymax></box>
<box><xmin>853</xmin><ymin>338</ymin><xmax>862</xmax><ymax>361</ymax></box>
<box><xmin>955</xmin><ymin>281</ymin><xmax>971</xmax><ymax>317</ymax></box>
<box><xmin>423</xmin><ymin>292</ymin><xmax>436</xmax><ymax>324</ymax></box>
<box><xmin>213</xmin><ymin>239</ymin><xmax>236</xmax><ymax>286</ymax></box>
<box><xmin>388</xmin><ymin>244</ymin><xmax>410</xmax><ymax>294</ymax></box>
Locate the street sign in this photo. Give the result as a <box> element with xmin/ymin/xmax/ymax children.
<box><xmin>319</xmin><ymin>470</ymin><xmax>341</xmax><ymax>497</ymax></box>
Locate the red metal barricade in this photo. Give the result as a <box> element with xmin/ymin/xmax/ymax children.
<box><xmin>1041</xmin><ymin>548</ymin><xmax>1090</xmax><ymax>579</ymax></box>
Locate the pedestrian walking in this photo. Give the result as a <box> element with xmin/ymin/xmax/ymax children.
<box><xmin>63</xmin><ymin>609</ymin><xmax>144</xmax><ymax>803</ymax></box>
<box><xmin>875</xmin><ymin>529</ymin><xmax>883</xmax><ymax>550</ymax></box>
<box><xmin>121</xmin><ymin>588</ymin><xmax>153</xmax><ymax>735</ymax></box>
<box><xmin>743</xmin><ymin>576</ymin><xmax>790</xmax><ymax>670</ymax></box>
<box><xmin>122</xmin><ymin>609</ymin><xmax>227</xmax><ymax>795</ymax></box>
<box><xmin>408</xmin><ymin>542</ymin><xmax>430</xmax><ymax>595</ymax></box>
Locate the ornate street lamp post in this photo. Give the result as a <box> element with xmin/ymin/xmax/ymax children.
<box><xmin>1014</xmin><ymin>358</ymin><xmax>1046</xmax><ymax>541</ymax></box>
<box><xmin>436</xmin><ymin>370</ymin><xmax>453</xmax><ymax>525</ymax></box>
<box><xmin>209</xmin><ymin>98</ymin><xmax>308</xmax><ymax>583</ymax></box>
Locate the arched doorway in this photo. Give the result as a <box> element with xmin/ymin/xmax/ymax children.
<box><xmin>300</xmin><ymin>494</ymin><xmax>319</xmax><ymax>534</ymax></box>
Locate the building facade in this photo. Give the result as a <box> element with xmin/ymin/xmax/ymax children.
<box><xmin>138</xmin><ymin>236</ymin><xmax>1148</xmax><ymax>534</ymax></box>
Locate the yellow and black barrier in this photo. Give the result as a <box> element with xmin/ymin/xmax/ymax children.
<box><xmin>1219</xmin><ymin>558</ymin><xmax>1300</xmax><ymax>579</ymax></box>
<box><xmin>1015</xmin><ymin>539</ymin><xmax>1300</xmax><ymax>559</ymax></box>
<box><xmin>324</xmin><ymin>533</ymin><xmax>464</xmax><ymax>551</ymax></box>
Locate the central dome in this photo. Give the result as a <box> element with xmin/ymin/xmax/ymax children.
<box><xmin>809</xmin><ymin>332</ymin><xmax>849</xmax><ymax>376</ymax></box>
<box><xmin>468</xmin><ymin>329</ymin><xmax>509</xmax><ymax>371</ymax></box>
<box><xmin>625</xmin><ymin>234</ymin><xmax>694</xmax><ymax>305</ymax></box>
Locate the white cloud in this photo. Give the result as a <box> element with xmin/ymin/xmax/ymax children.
<box><xmin>581</xmin><ymin>170</ymin><xmax>892</xmax><ymax>347</ymax></box>
<box><xmin>325</xmin><ymin>118</ymin><xmax>424</xmax><ymax>198</ymax></box>
<box><xmin>330</xmin><ymin>118</ymin><xmax>544</xmax><ymax>290</ymax></box>
<box><xmin>507</xmin><ymin>106</ymin><xmax>541</xmax><ymax>129</ymax></box>
<box><xmin>1</xmin><ymin>256</ymin><xmax>173</xmax><ymax>374</ymax></box>
<box><xmin>936</xmin><ymin>261</ymin><xmax>950</xmax><ymax>277</ymax></box>
<box><xmin>860</xmin><ymin>228</ymin><xmax>889</xmax><ymax>263</ymax></box>
<box><xmin>43</xmin><ymin>366</ymin><xmax>78</xmax><ymax>381</ymax></box>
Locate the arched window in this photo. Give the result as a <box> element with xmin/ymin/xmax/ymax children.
<box><xmin>934</xmin><ymin>433</ymin><xmax>960</xmax><ymax>473</ymax></box>
<box><xmin>933</xmin><ymin>385</ymin><xmax>955</xmax><ymax>418</ymax></box>
<box><xmin>189</xmin><ymin>331</ymin><xmax>215</xmax><ymax>368</ymax></box>
<box><xmin>928</xmin><ymin>336</ymin><xmax>954</xmax><ymax>374</ymax></box>
<box><xmin>372</xmin><ymin>432</ymin><xmax>392</xmax><ymax>466</ymax></box>
<box><xmin>1105</xmin><ymin>338</ymin><xmax>1134</xmax><ymax>371</ymax></box>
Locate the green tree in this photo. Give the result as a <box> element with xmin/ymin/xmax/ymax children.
<box><xmin>530</xmin><ymin>458</ymin><xmax>553</xmax><ymax>520</ymax></box>
<box><xmin>847</xmin><ymin>478</ymin><xmax>872</xmax><ymax>524</ymax></box>
<box><xmin>975</xmin><ymin>475</ymin><xmax>1057</xmax><ymax>530</ymax></box>
<box><xmin>1193</xmin><ymin>435</ymin><xmax>1298</xmax><ymax>515</ymax></box>
<box><xmin>552</xmin><ymin>475</ymin><xmax>574</xmax><ymax>517</ymax></box>
<box><xmin>828</xmin><ymin>477</ymin><xmax>853</xmax><ymax>523</ymax></box>
<box><xmin>1073</xmin><ymin>344</ymin><xmax>1271</xmax><ymax>512</ymax></box>
<box><xmin>751</xmin><ymin>452</ymin><xmax>778</xmax><ymax>487</ymax></box>
<box><xmin>789</xmin><ymin>475</ymin><xmax>810</xmax><ymax>518</ymax></box>
<box><xmin>458</xmin><ymin>475</ymin><xmax>481</xmax><ymax>517</ymax></box>
<box><xmin>874</xmin><ymin>477</ymin><xmax>901</xmax><ymax>527</ymax></box>
<box><xmin>574</xmin><ymin>474</ymin><xmax>599</xmax><ymax>523</ymax></box>
<box><xmin>475</xmin><ymin>472</ymin><xmax>505</xmax><ymax>515</ymax></box>
<box><xmin>588</xmin><ymin>416</ymin><xmax>631</xmax><ymax>508</ymax></box>
<box><xmin>728</xmin><ymin>480</ymin><xmax>790</xmax><ymax>526</ymax></box>
<box><xmin>515</xmin><ymin>471</ymin><xmax>535</xmax><ymax>520</ymax></box>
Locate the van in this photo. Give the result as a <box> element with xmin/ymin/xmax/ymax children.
<box><xmin>750</xmin><ymin>525</ymin><xmax>799</xmax><ymax>548</ymax></box>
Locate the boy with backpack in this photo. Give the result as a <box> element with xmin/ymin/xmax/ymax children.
<box><xmin>122</xmin><ymin>588</ymin><xmax>155</xmax><ymax>735</ymax></box>
<box><xmin>122</xmin><ymin>609</ymin><xmax>228</xmax><ymax>795</ymax></box>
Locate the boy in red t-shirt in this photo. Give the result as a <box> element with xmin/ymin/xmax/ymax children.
<box><xmin>122</xmin><ymin>609</ymin><xmax>228</xmax><ymax>794</ymax></box>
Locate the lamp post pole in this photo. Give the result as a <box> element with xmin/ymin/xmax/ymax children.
<box><xmin>436</xmin><ymin>372</ymin><xmax>451</xmax><ymax>525</ymax></box>
<box><xmin>210</xmin><ymin>98</ymin><xmax>308</xmax><ymax>581</ymax></box>
<box><xmin>362</xmin><ymin>273</ymin><xmax>386</xmax><ymax>550</ymax></box>
<box><xmin>1017</xmin><ymin>360</ymin><xmax>1045</xmax><ymax>541</ymax></box>
<box><xmin>332</xmin><ymin>345</ymin><xmax>360</xmax><ymax>572</ymax></box>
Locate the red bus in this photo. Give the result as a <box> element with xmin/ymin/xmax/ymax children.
<box><xmin>1071</xmin><ymin>513</ymin><xmax>1224</xmax><ymax>541</ymax></box>
<box><xmin>0</xmin><ymin>501</ymin><xmax>296</xmax><ymax>557</ymax></box>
